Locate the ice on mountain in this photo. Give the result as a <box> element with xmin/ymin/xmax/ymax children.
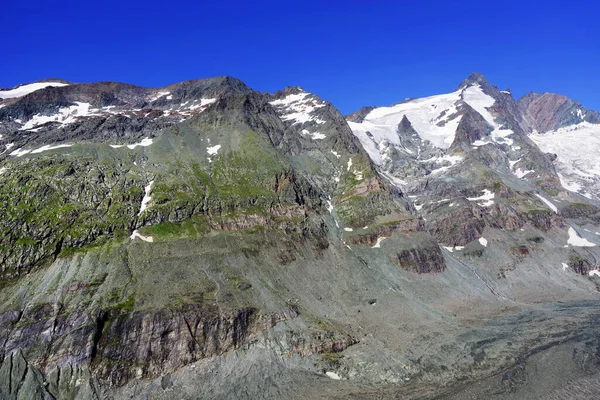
<box><xmin>269</xmin><ymin>92</ymin><xmax>326</xmax><ymax>126</ymax></box>
<box><xmin>0</xmin><ymin>82</ymin><xmax>69</xmax><ymax>99</ymax></box>
<box><xmin>530</xmin><ymin>123</ymin><xmax>600</xmax><ymax>199</ymax></box>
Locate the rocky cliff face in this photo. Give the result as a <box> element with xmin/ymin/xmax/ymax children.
<box><xmin>2</xmin><ymin>74</ymin><xmax>600</xmax><ymax>399</ymax></box>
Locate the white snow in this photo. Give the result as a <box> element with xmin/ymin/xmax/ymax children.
<box><xmin>346</xmin><ymin>157</ymin><xmax>353</xmax><ymax>171</ymax></box>
<box><xmin>562</xmin><ymin>263</ymin><xmax>569</xmax><ymax>271</ymax></box>
<box><xmin>10</xmin><ymin>143</ymin><xmax>72</xmax><ymax>157</ymax></box>
<box><xmin>371</xmin><ymin>237</ymin><xmax>388</xmax><ymax>248</ymax></box>
<box><xmin>269</xmin><ymin>92</ymin><xmax>326</xmax><ymax>125</ymax></box>
<box><xmin>467</xmin><ymin>189</ymin><xmax>495</xmax><ymax>207</ymax></box>
<box><xmin>462</xmin><ymin>85</ymin><xmax>515</xmax><ymax>144</ymax></box>
<box><xmin>427</xmin><ymin>154</ymin><xmax>463</xmax><ymax>174</ymax></box>
<box><xmin>479</xmin><ymin>237</ymin><xmax>488</xmax><ymax>247</ymax></box>
<box><xmin>20</xmin><ymin>102</ymin><xmax>96</xmax><ymax>130</ymax></box>
<box><xmin>472</xmin><ymin>139</ymin><xmax>489</xmax><ymax>147</ymax></box>
<box><xmin>326</xmin><ymin>372</ymin><xmax>341</xmax><ymax>380</ymax></box>
<box><xmin>111</xmin><ymin>137</ymin><xmax>154</xmax><ymax>150</ymax></box>
<box><xmin>514</xmin><ymin>168</ymin><xmax>534</xmax><ymax>179</ymax></box>
<box><xmin>130</xmin><ymin>230</ymin><xmax>154</xmax><ymax>243</ymax></box>
<box><xmin>9</xmin><ymin>148</ymin><xmax>31</xmax><ymax>157</ymax></box>
<box><xmin>344</xmin><ymin>227</ymin><xmax>353</xmax><ymax>232</ymax></box>
<box><xmin>530</xmin><ymin>122</ymin><xmax>600</xmax><ymax>199</ymax></box>
<box><xmin>31</xmin><ymin>144</ymin><xmax>72</xmax><ymax>154</ymax></box>
<box><xmin>443</xmin><ymin>245</ymin><xmax>464</xmax><ymax>252</ymax></box>
<box><xmin>534</xmin><ymin>193</ymin><xmax>558</xmax><ymax>213</ymax></box>
<box><xmin>589</xmin><ymin>270</ymin><xmax>600</xmax><ymax>277</ymax></box>
<box><xmin>567</xmin><ymin>227</ymin><xmax>596</xmax><ymax>247</ymax></box>
<box><xmin>301</xmin><ymin>129</ymin><xmax>326</xmax><ymax>140</ymax></box>
<box><xmin>207</xmin><ymin>144</ymin><xmax>221</xmax><ymax>155</ymax></box>
<box><xmin>0</xmin><ymin>104</ymin><xmax>5</xmax><ymax>109</ymax></box>
<box><xmin>330</xmin><ymin>150</ymin><xmax>341</xmax><ymax>158</ymax></box>
<box><xmin>326</xmin><ymin>200</ymin><xmax>334</xmax><ymax>213</ymax></box>
<box><xmin>138</xmin><ymin>180</ymin><xmax>154</xmax><ymax>215</ymax></box>
<box><xmin>347</xmin><ymin>89</ymin><xmax>463</xmax><ymax>163</ymax></box>
<box><xmin>188</xmin><ymin>98</ymin><xmax>217</xmax><ymax>111</ymax></box>
<box><xmin>0</xmin><ymin>167</ymin><xmax>7</xmax><ymax>175</ymax></box>
<box><xmin>0</xmin><ymin>82</ymin><xmax>69</xmax><ymax>99</ymax></box>
<box><xmin>149</xmin><ymin>91</ymin><xmax>170</xmax><ymax>102</ymax></box>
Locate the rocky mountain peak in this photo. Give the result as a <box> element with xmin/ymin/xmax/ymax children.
<box><xmin>457</xmin><ymin>72</ymin><xmax>490</xmax><ymax>90</ymax></box>
<box><xmin>518</xmin><ymin>91</ymin><xmax>600</xmax><ymax>132</ymax></box>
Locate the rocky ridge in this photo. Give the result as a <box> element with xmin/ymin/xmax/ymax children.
<box><xmin>0</xmin><ymin>74</ymin><xmax>600</xmax><ymax>399</ymax></box>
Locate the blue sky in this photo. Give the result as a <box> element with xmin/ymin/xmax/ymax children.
<box><xmin>2</xmin><ymin>0</ymin><xmax>599</xmax><ymax>114</ymax></box>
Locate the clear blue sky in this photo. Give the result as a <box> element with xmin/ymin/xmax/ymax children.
<box><xmin>2</xmin><ymin>0</ymin><xmax>599</xmax><ymax>114</ymax></box>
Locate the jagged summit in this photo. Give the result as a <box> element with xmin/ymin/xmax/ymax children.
<box><xmin>457</xmin><ymin>72</ymin><xmax>488</xmax><ymax>88</ymax></box>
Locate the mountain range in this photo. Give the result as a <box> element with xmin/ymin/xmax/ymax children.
<box><xmin>1</xmin><ymin>73</ymin><xmax>600</xmax><ymax>399</ymax></box>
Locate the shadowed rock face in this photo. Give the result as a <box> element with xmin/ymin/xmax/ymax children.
<box><xmin>391</xmin><ymin>241</ymin><xmax>446</xmax><ymax>273</ymax></box>
<box><xmin>518</xmin><ymin>92</ymin><xmax>600</xmax><ymax>132</ymax></box>
<box><xmin>2</xmin><ymin>73</ymin><xmax>600</xmax><ymax>399</ymax></box>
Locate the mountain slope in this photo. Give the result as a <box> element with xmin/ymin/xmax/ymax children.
<box><xmin>1</xmin><ymin>75</ymin><xmax>600</xmax><ymax>399</ymax></box>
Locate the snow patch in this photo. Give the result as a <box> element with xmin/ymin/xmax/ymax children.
<box><xmin>269</xmin><ymin>92</ymin><xmax>326</xmax><ymax>125</ymax></box>
<box><xmin>0</xmin><ymin>82</ymin><xmax>69</xmax><ymax>99</ymax></box>
<box><xmin>326</xmin><ymin>200</ymin><xmax>334</xmax><ymax>213</ymax></box>
<box><xmin>479</xmin><ymin>237</ymin><xmax>488</xmax><ymax>247</ymax></box>
<box><xmin>589</xmin><ymin>270</ymin><xmax>600</xmax><ymax>277</ymax></box>
<box><xmin>149</xmin><ymin>91</ymin><xmax>171</xmax><ymax>102</ymax></box>
<box><xmin>326</xmin><ymin>371</ymin><xmax>341</xmax><ymax>380</ymax></box>
<box><xmin>462</xmin><ymin>85</ymin><xmax>515</xmax><ymax>144</ymax></box>
<box><xmin>344</xmin><ymin>227</ymin><xmax>353</xmax><ymax>232</ymax></box>
<box><xmin>10</xmin><ymin>143</ymin><xmax>72</xmax><ymax>157</ymax></box>
<box><xmin>514</xmin><ymin>168</ymin><xmax>534</xmax><ymax>179</ymax></box>
<box><xmin>111</xmin><ymin>137</ymin><xmax>154</xmax><ymax>150</ymax></box>
<box><xmin>301</xmin><ymin>129</ymin><xmax>326</xmax><ymax>140</ymax></box>
<box><xmin>562</xmin><ymin>263</ymin><xmax>569</xmax><ymax>271</ymax></box>
<box><xmin>138</xmin><ymin>181</ymin><xmax>154</xmax><ymax>215</ymax></box>
<box><xmin>567</xmin><ymin>227</ymin><xmax>596</xmax><ymax>247</ymax></box>
<box><xmin>130</xmin><ymin>230</ymin><xmax>154</xmax><ymax>243</ymax></box>
<box><xmin>330</xmin><ymin>150</ymin><xmax>341</xmax><ymax>158</ymax></box>
<box><xmin>372</xmin><ymin>237</ymin><xmax>388</xmax><ymax>248</ymax></box>
<box><xmin>534</xmin><ymin>194</ymin><xmax>558</xmax><ymax>213</ymax></box>
<box><xmin>467</xmin><ymin>189</ymin><xmax>495</xmax><ymax>207</ymax></box>
<box><xmin>207</xmin><ymin>144</ymin><xmax>221</xmax><ymax>155</ymax></box>
<box><xmin>20</xmin><ymin>102</ymin><xmax>96</xmax><ymax>130</ymax></box>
